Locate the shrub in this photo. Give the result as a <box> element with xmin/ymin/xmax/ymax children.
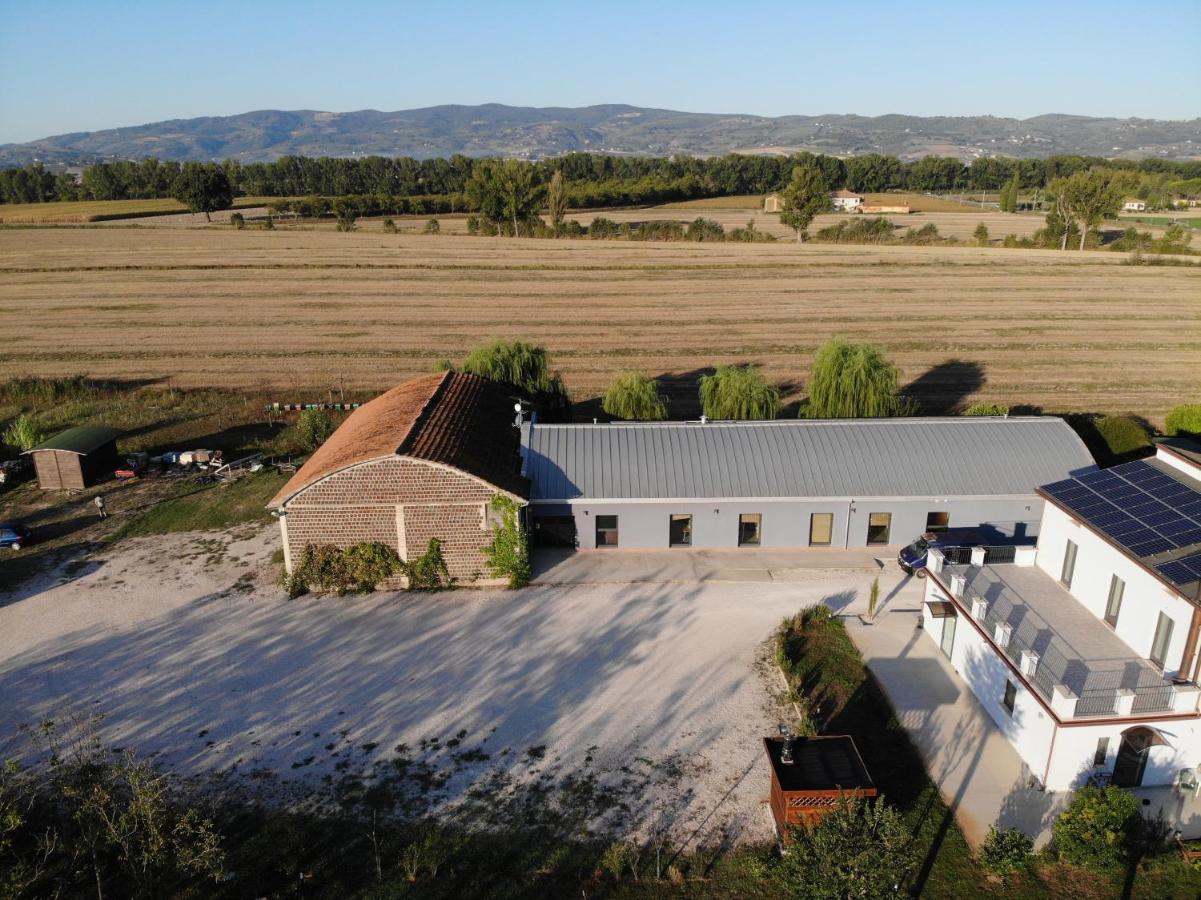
<box><xmin>483</xmin><ymin>495</ymin><xmax>530</xmax><ymax>588</ymax></box>
<box><xmin>2</xmin><ymin>413</ymin><xmax>44</xmax><ymax>451</ymax></box>
<box><xmin>965</xmin><ymin>403</ymin><xmax>1010</xmax><ymax>416</ymax></box>
<box><xmin>295</xmin><ymin>409</ymin><xmax>335</xmax><ymax>451</ymax></box>
<box><xmin>973</xmin><ymin>222</ymin><xmax>989</xmax><ymax>246</ymax></box>
<box><xmin>589</xmin><ymin>217</ymin><xmax>620</xmax><ymax>239</ymax></box>
<box><xmin>1166</xmin><ymin>403</ymin><xmax>1201</xmax><ymax>437</ymax></box>
<box><xmin>287</xmin><ymin>541</ymin><xmax>413</xmax><ymax>595</ymax></box>
<box><xmin>902</xmin><ymin>222</ymin><xmax>942</xmax><ymax>245</ymax></box>
<box><xmin>404</xmin><ymin>538</ymin><xmax>451</xmax><ymax>591</ymax></box>
<box><xmin>698</xmin><ymin>365</ymin><xmax>780</xmax><ymax>420</ymax></box>
<box><xmin>1094</xmin><ymin>415</ymin><xmax>1151</xmax><ymax>457</ymax></box>
<box><xmin>262</xmin><ymin>216</ymin><xmax>274</xmax><ymax>230</ymax></box>
<box><xmin>602</xmin><ymin>372</ymin><xmax>668</xmax><ymax>421</ymax></box>
<box><xmin>980</xmin><ymin>826</ymin><xmax>1033</xmax><ymax>876</ymax></box>
<box><xmin>561</xmin><ymin>219</ymin><xmax>585</xmax><ymax>237</ymax></box>
<box><xmin>422</xmin><ymin>218</ymin><xmax>440</xmax><ymax>234</ymax></box>
<box><xmin>382</xmin><ymin>218</ymin><xmax>397</xmax><ymax>234</ymax></box>
<box><xmin>1052</xmin><ymin>785</ymin><xmax>1140</xmax><ymax>869</ymax></box>
<box><xmin>727</xmin><ymin>219</ymin><xmax>776</xmax><ymax>242</ymax></box>
<box><xmin>774</xmin><ymin>797</ymin><xmax>913</xmax><ymax>898</ymax></box>
<box><xmin>814</xmin><ymin>217</ymin><xmax>894</xmax><ymax>244</ymax></box>
<box><xmin>230</xmin><ymin>212</ymin><xmax>245</xmax><ymax>230</ymax></box>
<box><xmin>686</xmin><ymin>217</ymin><xmax>724</xmax><ymax>241</ymax></box>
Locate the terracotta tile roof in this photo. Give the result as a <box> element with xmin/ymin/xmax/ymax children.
<box><xmin>269</xmin><ymin>372</ymin><xmax>528</xmax><ymax>506</ymax></box>
<box><xmin>832</xmin><ymin>189</ymin><xmax>863</xmax><ymax>199</ymax></box>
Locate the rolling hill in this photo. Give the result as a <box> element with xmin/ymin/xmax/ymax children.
<box><xmin>2</xmin><ymin>104</ymin><xmax>1198</xmax><ymax>166</ymax></box>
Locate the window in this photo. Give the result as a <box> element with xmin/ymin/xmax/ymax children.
<box><xmin>669</xmin><ymin>514</ymin><xmax>693</xmax><ymax>547</ymax></box>
<box><xmin>738</xmin><ymin>514</ymin><xmax>762</xmax><ymax>547</ymax></box>
<box><xmin>1060</xmin><ymin>540</ymin><xmax>1078</xmax><ymax>587</ymax></box>
<box><xmin>809</xmin><ymin>513</ymin><xmax>834</xmax><ymax>546</ymax></box>
<box><xmin>1104</xmin><ymin>576</ymin><xmax>1124</xmax><ymax>628</ymax></box>
<box><xmin>925</xmin><ymin>511</ymin><xmax>950</xmax><ymax>533</ymax></box>
<box><xmin>866</xmin><ymin>512</ymin><xmax>892</xmax><ymax>545</ymax></box>
<box><xmin>595</xmin><ymin>515</ymin><xmax>619</xmax><ymax>548</ymax></box>
<box><xmin>1002</xmin><ymin>679</ymin><xmax>1017</xmax><ymax>716</ymax></box>
<box><xmin>1150</xmin><ymin>612</ymin><xmax>1174</xmax><ymax>668</ymax></box>
<box><xmin>1093</xmin><ymin>737</ymin><xmax>1110</xmax><ymax>768</ymax></box>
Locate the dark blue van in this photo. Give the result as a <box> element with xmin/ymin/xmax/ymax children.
<box><xmin>897</xmin><ymin>528</ymin><xmax>992</xmax><ymax>576</ymax></box>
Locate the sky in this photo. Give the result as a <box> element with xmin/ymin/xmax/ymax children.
<box><xmin>1</xmin><ymin>0</ymin><xmax>1198</xmax><ymax>144</ymax></box>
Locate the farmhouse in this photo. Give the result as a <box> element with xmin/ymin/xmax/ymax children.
<box><xmin>831</xmin><ymin>189</ymin><xmax>864</xmax><ymax>210</ymax></box>
<box><xmin>521</xmin><ymin>417</ymin><xmax>1094</xmax><ymax>550</ymax></box>
<box><xmin>763</xmin><ymin>193</ymin><xmax>784</xmax><ymax>212</ymax></box>
<box><xmin>920</xmin><ymin>441</ymin><xmax>1201</xmax><ymax>812</ymax></box>
<box><xmin>24</xmin><ymin>425</ymin><xmax>121</xmax><ymax>490</ymax></box>
<box><xmin>1123</xmin><ymin>198</ymin><xmax>1147</xmax><ymax>212</ymax></box>
<box><xmin>269</xmin><ymin>372</ymin><xmax>528</xmax><ymax>582</ymax></box>
<box><xmin>860</xmin><ymin>203</ymin><xmax>911</xmax><ymax>215</ymax></box>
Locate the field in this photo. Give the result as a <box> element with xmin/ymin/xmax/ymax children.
<box><xmin>0</xmin><ymin>227</ymin><xmax>1198</xmax><ymax>424</ymax></box>
<box><xmin>0</xmin><ymin>196</ymin><xmax>278</xmax><ymax>224</ymax></box>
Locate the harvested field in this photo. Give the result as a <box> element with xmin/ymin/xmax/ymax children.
<box><xmin>0</xmin><ymin>228</ymin><xmax>1197</xmax><ymax>424</ymax></box>
<box><xmin>0</xmin><ymin>196</ymin><xmax>278</xmax><ymax>224</ymax></box>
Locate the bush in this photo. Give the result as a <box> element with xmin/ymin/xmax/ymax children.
<box><xmin>230</xmin><ymin>212</ymin><xmax>245</xmax><ymax>229</ymax></box>
<box><xmin>980</xmin><ymin>826</ymin><xmax>1032</xmax><ymax>876</ymax></box>
<box><xmin>698</xmin><ymin>364</ymin><xmax>780</xmax><ymax>420</ymax></box>
<box><xmin>814</xmin><ymin>217</ymin><xmax>894</xmax><ymax>244</ymax></box>
<box><xmin>973</xmin><ymin>222</ymin><xmax>989</xmax><ymax>246</ymax></box>
<box><xmin>588</xmin><ymin>217</ymin><xmax>620</xmax><ymax>239</ymax></box>
<box><xmin>1094</xmin><ymin>415</ymin><xmax>1151</xmax><ymax>457</ymax></box>
<box><xmin>774</xmin><ymin>797</ymin><xmax>913</xmax><ymax>898</ymax></box>
<box><xmin>902</xmin><ymin>222</ymin><xmax>942</xmax><ymax>245</ymax></box>
<box><xmin>1052</xmin><ymin>785</ymin><xmax>1141</xmax><ymax>869</ymax></box>
<box><xmin>295</xmin><ymin>409</ymin><xmax>335</xmax><ymax>451</ymax></box>
<box><xmin>2</xmin><ymin>413</ymin><xmax>44</xmax><ymax>451</ymax></box>
<box><xmin>1166</xmin><ymin>403</ymin><xmax>1201</xmax><ymax>437</ymax></box>
<box><xmin>382</xmin><ymin>218</ymin><xmax>397</xmax><ymax>234</ymax></box>
<box><xmin>602</xmin><ymin>372</ymin><xmax>668</xmax><ymax>421</ymax></box>
<box><xmin>422</xmin><ymin>218</ymin><xmax>440</xmax><ymax>234</ymax></box>
<box><xmin>686</xmin><ymin>217</ymin><xmax>724</xmax><ymax>241</ymax></box>
<box><xmin>404</xmin><ymin>537</ymin><xmax>451</xmax><ymax>590</ymax></box>
<box><xmin>727</xmin><ymin>219</ymin><xmax>776</xmax><ymax>242</ymax></box>
<box><xmin>483</xmin><ymin>495</ymin><xmax>530</xmax><ymax>588</ymax></box>
<box><xmin>965</xmin><ymin>403</ymin><xmax>1010</xmax><ymax>416</ymax></box>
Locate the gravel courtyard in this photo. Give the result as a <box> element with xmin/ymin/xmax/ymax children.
<box><xmin>0</xmin><ymin>526</ymin><xmax>903</xmax><ymax>848</ymax></box>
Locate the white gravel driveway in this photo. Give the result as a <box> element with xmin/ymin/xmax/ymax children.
<box><xmin>0</xmin><ymin>528</ymin><xmax>907</xmax><ymax>847</ymax></box>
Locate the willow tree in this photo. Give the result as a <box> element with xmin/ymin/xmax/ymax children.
<box><xmin>462</xmin><ymin>338</ymin><xmax>569</xmax><ymax>412</ymax></box>
<box><xmin>602</xmin><ymin>372</ymin><xmax>668</xmax><ymax>421</ymax></box>
<box><xmin>805</xmin><ymin>337</ymin><xmax>913</xmax><ymax>418</ymax></box>
<box><xmin>698</xmin><ymin>365</ymin><xmax>780</xmax><ymax>420</ymax></box>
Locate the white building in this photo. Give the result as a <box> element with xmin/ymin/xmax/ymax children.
<box><xmin>1123</xmin><ymin>198</ymin><xmax>1147</xmax><ymax>212</ymax></box>
<box><xmin>921</xmin><ymin>440</ymin><xmax>1201</xmax><ymax>830</ymax></box>
<box><xmin>831</xmin><ymin>189</ymin><xmax>864</xmax><ymax>211</ymax></box>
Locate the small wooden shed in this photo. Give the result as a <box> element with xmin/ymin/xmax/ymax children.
<box><xmin>765</xmin><ymin>735</ymin><xmax>877</xmax><ymax>836</ymax></box>
<box><xmin>764</xmin><ymin>193</ymin><xmax>785</xmax><ymax>213</ymax></box>
<box><xmin>24</xmin><ymin>426</ymin><xmax>122</xmax><ymax>490</ymax></box>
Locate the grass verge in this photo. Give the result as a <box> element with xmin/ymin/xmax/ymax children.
<box><xmin>112</xmin><ymin>470</ymin><xmax>288</xmax><ymax>539</ymax></box>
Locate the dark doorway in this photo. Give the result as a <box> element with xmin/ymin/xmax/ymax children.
<box><xmin>531</xmin><ymin>515</ymin><xmax>578</xmax><ymax>549</ymax></box>
<box><xmin>669</xmin><ymin>514</ymin><xmax>693</xmax><ymax>547</ymax></box>
<box><xmin>595</xmin><ymin>515</ymin><xmax>619</xmax><ymax>548</ymax></box>
<box><xmin>1112</xmin><ymin>727</ymin><xmax>1160</xmax><ymax>787</ymax></box>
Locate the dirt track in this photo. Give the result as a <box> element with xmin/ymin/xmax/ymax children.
<box><xmin>0</xmin><ymin>227</ymin><xmax>1197</xmax><ymax>422</ymax></box>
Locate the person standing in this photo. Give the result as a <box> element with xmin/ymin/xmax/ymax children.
<box><xmin>94</xmin><ymin>494</ymin><xmax>107</xmax><ymax>519</ymax></box>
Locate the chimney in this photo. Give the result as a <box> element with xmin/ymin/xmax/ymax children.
<box><xmin>1020</xmin><ymin>650</ymin><xmax>1039</xmax><ymax>677</ymax></box>
<box><xmin>970</xmin><ymin>546</ymin><xmax>987</xmax><ymax>567</ymax></box>
<box><xmin>700</xmin><ymin>415</ymin><xmax>708</xmax><ymax>424</ymax></box>
<box><xmin>971</xmin><ymin>596</ymin><xmax>988</xmax><ymax>620</ymax></box>
<box><xmin>950</xmin><ymin>573</ymin><xmax>967</xmax><ymax>596</ymax></box>
<box><xmin>994</xmin><ymin>623</ymin><xmax>1012</xmax><ymax>648</ymax></box>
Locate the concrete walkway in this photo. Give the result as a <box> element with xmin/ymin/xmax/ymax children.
<box><xmin>844</xmin><ymin>596</ymin><xmax>1068</xmax><ymax>848</ymax></box>
<box><xmin>532</xmin><ymin>546</ymin><xmax>890</xmax><ymax>585</ymax></box>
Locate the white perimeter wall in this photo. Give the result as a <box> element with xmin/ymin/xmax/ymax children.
<box><xmin>1036</xmin><ymin>504</ymin><xmax>1195</xmax><ymax>678</ymax></box>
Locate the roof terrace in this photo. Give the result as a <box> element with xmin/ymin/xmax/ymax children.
<box><xmin>930</xmin><ymin>559</ymin><xmax>1197</xmax><ymax>719</ymax></box>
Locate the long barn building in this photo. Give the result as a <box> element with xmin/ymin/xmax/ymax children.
<box><xmin>521</xmin><ymin>418</ymin><xmax>1095</xmax><ymax>551</ymax></box>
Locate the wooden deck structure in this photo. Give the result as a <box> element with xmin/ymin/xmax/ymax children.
<box><xmin>764</xmin><ymin>735</ymin><xmax>877</xmax><ymax>836</ymax></box>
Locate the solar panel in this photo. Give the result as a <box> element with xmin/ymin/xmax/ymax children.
<box><xmin>1128</xmin><ymin>537</ymin><xmax>1176</xmax><ymax>557</ymax></box>
<box><xmin>1156</xmin><ymin>552</ymin><xmax>1201</xmax><ymax>586</ymax></box>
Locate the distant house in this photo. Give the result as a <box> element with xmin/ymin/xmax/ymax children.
<box><xmin>269</xmin><ymin>372</ymin><xmax>528</xmax><ymax>584</ymax></box>
<box><xmin>1123</xmin><ymin>198</ymin><xmax>1147</xmax><ymax>212</ymax></box>
<box><xmin>860</xmin><ymin>203</ymin><xmax>910</xmax><ymax>215</ymax></box>
<box><xmin>24</xmin><ymin>426</ymin><xmax>121</xmax><ymax>491</ymax></box>
<box><xmin>831</xmin><ymin>190</ymin><xmax>864</xmax><ymax>211</ymax></box>
<box><xmin>763</xmin><ymin>193</ymin><xmax>785</xmax><ymax>213</ymax></box>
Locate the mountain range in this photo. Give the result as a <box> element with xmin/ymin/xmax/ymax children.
<box><xmin>3</xmin><ymin>104</ymin><xmax>1199</xmax><ymax>167</ymax></box>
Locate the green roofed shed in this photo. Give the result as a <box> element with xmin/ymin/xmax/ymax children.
<box><xmin>23</xmin><ymin>426</ymin><xmax>122</xmax><ymax>490</ymax></box>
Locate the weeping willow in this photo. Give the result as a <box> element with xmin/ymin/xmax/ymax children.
<box><xmin>806</xmin><ymin>337</ymin><xmax>913</xmax><ymax>418</ymax></box>
<box><xmin>462</xmin><ymin>339</ymin><xmax>569</xmax><ymax>407</ymax></box>
<box><xmin>698</xmin><ymin>365</ymin><xmax>780</xmax><ymax>420</ymax></box>
<box><xmin>602</xmin><ymin>372</ymin><xmax>668</xmax><ymax>421</ymax></box>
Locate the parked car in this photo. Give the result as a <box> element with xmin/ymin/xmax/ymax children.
<box><xmin>897</xmin><ymin>527</ymin><xmax>1024</xmax><ymax>576</ymax></box>
<box><xmin>0</xmin><ymin>522</ymin><xmax>30</xmax><ymax>550</ymax></box>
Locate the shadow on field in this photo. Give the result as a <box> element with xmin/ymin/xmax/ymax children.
<box><xmin>902</xmin><ymin>359</ymin><xmax>986</xmax><ymax>414</ymax></box>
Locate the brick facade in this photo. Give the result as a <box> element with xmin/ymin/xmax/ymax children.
<box><xmin>281</xmin><ymin>456</ymin><xmax>508</xmax><ymax>583</ymax></box>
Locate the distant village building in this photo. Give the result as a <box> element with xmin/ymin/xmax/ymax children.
<box><xmin>831</xmin><ymin>190</ymin><xmax>864</xmax><ymax>211</ymax></box>
<box><xmin>269</xmin><ymin>372</ymin><xmax>528</xmax><ymax>584</ymax></box>
<box><xmin>763</xmin><ymin>193</ymin><xmax>785</xmax><ymax>213</ymax></box>
<box><xmin>24</xmin><ymin>426</ymin><xmax>122</xmax><ymax>491</ymax></box>
<box><xmin>1123</xmin><ymin>198</ymin><xmax>1147</xmax><ymax>212</ymax></box>
<box><xmin>860</xmin><ymin>203</ymin><xmax>911</xmax><ymax>215</ymax></box>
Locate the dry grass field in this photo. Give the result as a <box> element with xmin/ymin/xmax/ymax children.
<box><xmin>0</xmin><ymin>197</ymin><xmax>277</xmax><ymax>224</ymax></box>
<box><xmin>0</xmin><ymin>227</ymin><xmax>1197</xmax><ymax>424</ymax></box>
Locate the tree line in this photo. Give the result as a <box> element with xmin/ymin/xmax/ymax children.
<box><xmin>4</xmin><ymin>149</ymin><xmax>1200</xmax><ymax>206</ymax></box>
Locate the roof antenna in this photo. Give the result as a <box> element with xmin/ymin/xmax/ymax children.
<box><xmin>700</xmin><ymin>415</ymin><xmax>708</xmax><ymax>424</ymax></box>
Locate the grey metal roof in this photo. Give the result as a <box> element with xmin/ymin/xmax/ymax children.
<box><xmin>523</xmin><ymin>417</ymin><xmax>1095</xmax><ymax>501</ymax></box>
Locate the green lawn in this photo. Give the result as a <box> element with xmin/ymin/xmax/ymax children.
<box><xmin>113</xmin><ymin>469</ymin><xmax>288</xmax><ymax>539</ymax></box>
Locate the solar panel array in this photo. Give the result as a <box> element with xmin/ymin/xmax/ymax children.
<box><xmin>1041</xmin><ymin>461</ymin><xmax>1201</xmax><ymax>581</ymax></box>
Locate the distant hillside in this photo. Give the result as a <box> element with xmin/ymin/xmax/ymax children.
<box><xmin>3</xmin><ymin>104</ymin><xmax>1199</xmax><ymax>167</ymax></box>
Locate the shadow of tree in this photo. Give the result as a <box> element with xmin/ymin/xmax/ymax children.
<box><xmin>901</xmin><ymin>359</ymin><xmax>986</xmax><ymax>415</ymax></box>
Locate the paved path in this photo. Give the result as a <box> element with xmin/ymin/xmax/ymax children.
<box><xmin>844</xmin><ymin>595</ymin><xmax>1068</xmax><ymax>848</ymax></box>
